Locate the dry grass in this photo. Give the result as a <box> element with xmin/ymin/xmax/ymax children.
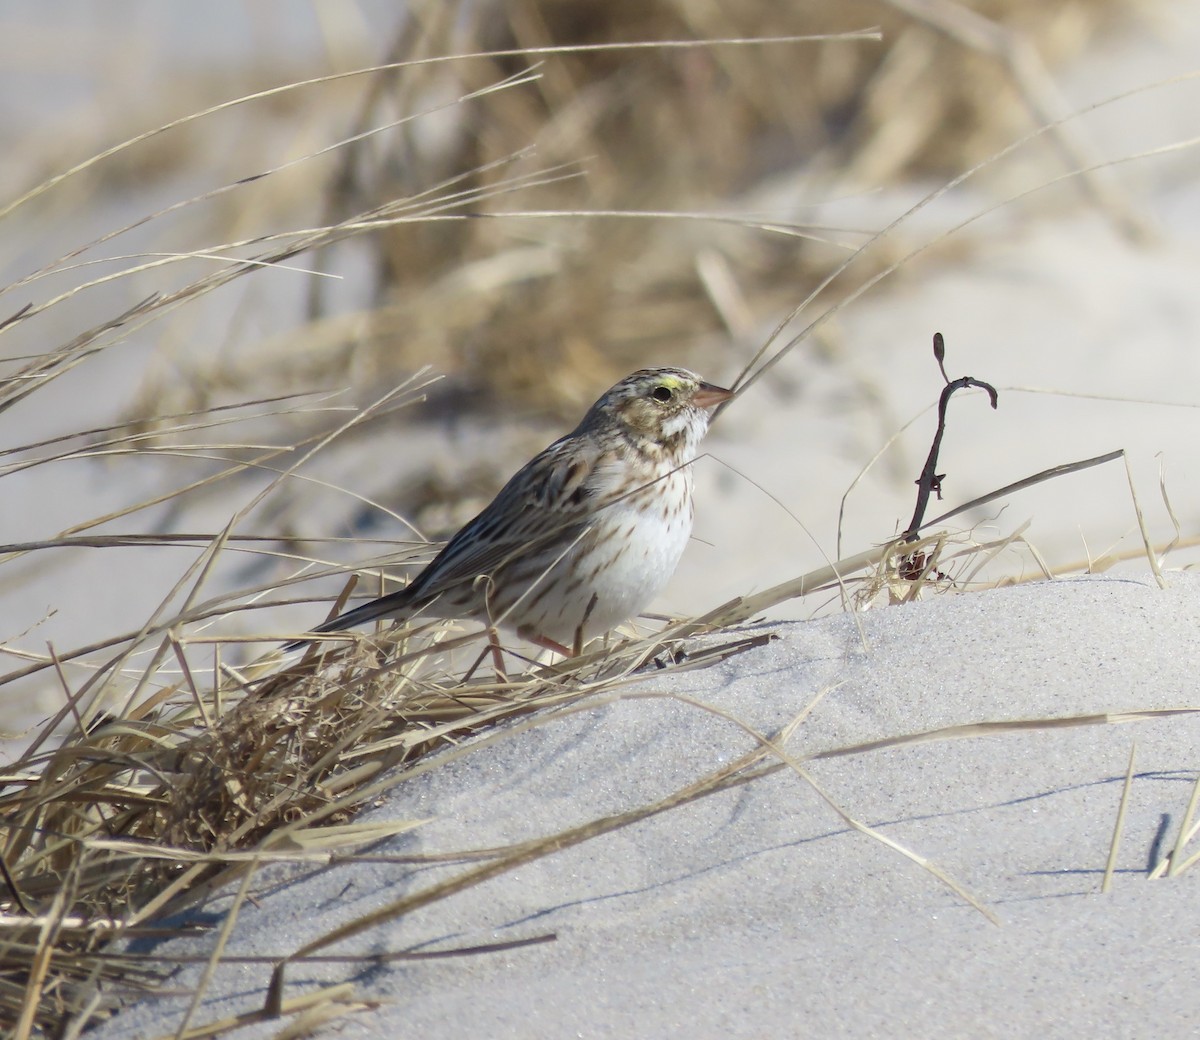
<box><xmin>0</xmin><ymin>1</ymin><xmax>1179</xmax><ymax>1035</ymax></box>
<box><xmin>0</xmin><ymin>585</ymin><xmax>784</xmax><ymax>1033</ymax></box>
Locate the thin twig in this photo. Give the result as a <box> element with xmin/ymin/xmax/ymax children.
<box><xmin>903</xmin><ymin>333</ymin><xmax>998</xmax><ymax>542</ymax></box>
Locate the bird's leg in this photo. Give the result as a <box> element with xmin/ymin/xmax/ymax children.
<box><xmin>530</xmin><ymin>633</ymin><xmax>573</xmax><ymax>657</ymax></box>
<box><xmin>510</xmin><ymin>615</ymin><xmax>572</xmax><ymax>657</ymax></box>
<box><xmin>571</xmin><ymin>593</ymin><xmax>599</xmax><ymax>657</ymax></box>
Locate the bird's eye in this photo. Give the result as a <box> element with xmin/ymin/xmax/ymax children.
<box><xmin>651</xmin><ymin>385</ymin><xmax>673</xmax><ymax>403</ymax></box>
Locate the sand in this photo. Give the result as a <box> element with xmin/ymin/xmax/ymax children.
<box><xmin>90</xmin><ymin>572</ymin><xmax>1200</xmax><ymax>1038</ymax></box>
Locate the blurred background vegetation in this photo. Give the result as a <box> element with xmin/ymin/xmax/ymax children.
<box><xmin>0</xmin><ymin>0</ymin><xmax>1153</xmax><ymax>697</ymax></box>
<box><xmin>2</xmin><ymin>0</ymin><xmax>1141</xmax><ymax>416</ymax></box>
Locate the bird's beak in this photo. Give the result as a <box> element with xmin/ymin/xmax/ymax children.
<box><xmin>693</xmin><ymin>382</ymin><xmax>735</xmax><ymax>409</ymax></box>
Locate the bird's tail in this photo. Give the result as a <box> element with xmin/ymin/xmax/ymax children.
<box><xmin>282</xmin><ymin>587</ymin><xmax>415</xmax><ymax>652</ymax></box>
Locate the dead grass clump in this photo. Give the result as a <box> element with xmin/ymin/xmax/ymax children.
<box><xmin>0</xmin><ymin>606</ymin><xmax>760</xmax><ymax>1035</ymax></box>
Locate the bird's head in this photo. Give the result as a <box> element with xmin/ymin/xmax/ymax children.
<box><xmin>581</xmin><ymin>367</ymin><xmax>734</xmax><ymax>459</ymax></box>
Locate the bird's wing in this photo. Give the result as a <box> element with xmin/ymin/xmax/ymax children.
<box><xmin>284</xmin><ymin>436</ymin><xmax>613</xmax><ymax>649</ymax></box>
<box><xmin>404</xmin><ymin>434</ymin><xmax>612</xmax><ymax>602</ymax></box>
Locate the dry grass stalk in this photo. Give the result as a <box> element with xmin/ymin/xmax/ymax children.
<box><xmin>0</xmin><ymin>593</ymin><xmax>773</xmax><ymax>1034</ymax></box>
